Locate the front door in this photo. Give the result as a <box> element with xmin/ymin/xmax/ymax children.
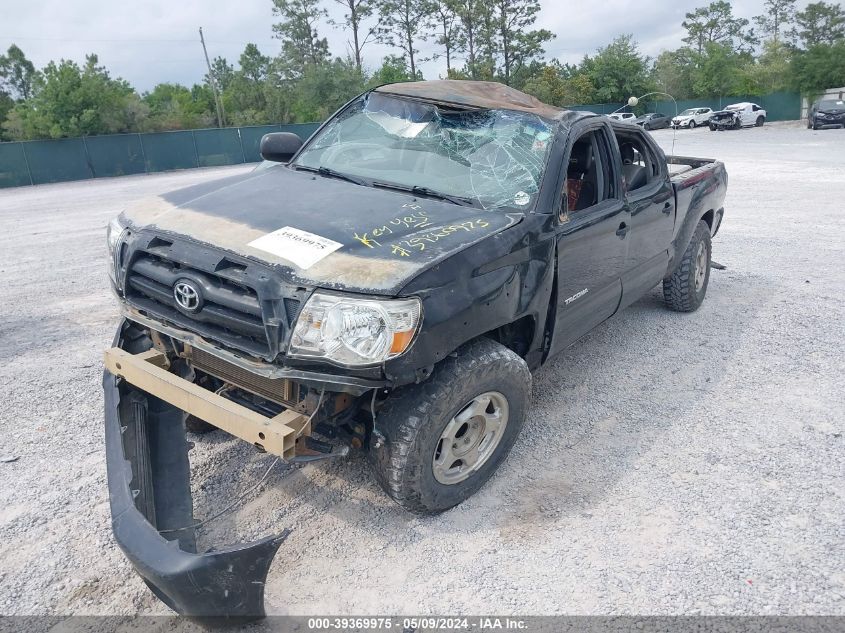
<box><xmin>549</xmin><ymin>125</ymin><xmax>628</xmax><ymax>356</ymax></box>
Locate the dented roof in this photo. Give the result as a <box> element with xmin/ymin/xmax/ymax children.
<box><xmin>375</xmin><ymin>80</ymin><xmax>567</xmax><ymax>120</ymax></box>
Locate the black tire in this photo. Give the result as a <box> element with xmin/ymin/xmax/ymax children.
<box><xmin>643</xmin><ymin>123</ymin><xmax>651</xmax><ymax>131</ymax></box>
<box><xmin>369</xmin><ymin>338</ymin><xmax>531</xmax><ymax>515</ymax></box>
<box><xmin>689</xmin><ymin>120</ymin><xmax>696</xmax><ymax>129</ymax></box>
<box><xmin>756</xmin><ymin>116</ymin><xmax>765</xmax><ymax>127</ymax></box>
<box><xmin>663</xmin><ymin>220</ymin><xmax>712</xmax><ymax>313</ymax></box>
<box><xmin>709</xmin><ymin>123</ymin><xmax>716</xmax><ymax>131</ymax></box>
<box><xmin>734</xmin><ymin>118</ymin><xmax>742</xmax><ymax>130</ymax></box>
<box><xmin>807</xmin><ymin>118</ymin><xmax>813</xmax><ymax>129</ymax></box>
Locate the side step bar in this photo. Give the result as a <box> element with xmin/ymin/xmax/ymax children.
<box><xmin>104</xmin><ymin>347</ymin><xmax>308</xmax><ymax>460</ymax></box>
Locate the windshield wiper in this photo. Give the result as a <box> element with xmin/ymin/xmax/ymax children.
<box><xmin>293</xmin><ymin>164</ymin><xmax>369</xmax><ymax>186</ymax></box>
<box><xmin>371</xmin><ymin>181</ymin><xmax>480</xmax><ymax>208</ymax></box>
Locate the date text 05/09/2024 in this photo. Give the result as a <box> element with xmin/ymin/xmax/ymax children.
<box><xmin>306</xmin><ymin>617</ymin><xmax>528</xmax><ymax>631</ymax></box>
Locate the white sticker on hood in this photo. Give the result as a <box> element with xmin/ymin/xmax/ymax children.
<box><xmin>248</xmin><ymin>226</ymin><xmax>343</xmax><ymax>269</ymax></box>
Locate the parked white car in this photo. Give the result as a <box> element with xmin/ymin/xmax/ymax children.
<box><xmin>709</xmin><ymin>102</ymin><xmax>767</xmax><ymax>130</ymax></box>
<box><xmin>671</xmin><ymin>107</ymin><xmax>713</xmax><ymax>129</ymax></box>
<box><xmin>608</xmin><ymin>112</ymin><xmax>636</xmax><ymax>122</ymax></box>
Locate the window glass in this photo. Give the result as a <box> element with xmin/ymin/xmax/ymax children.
<box><xmin>615</xmin><ymin>130</ymin><xmax>658</xmax><ymax>193</ymax></box>
<box><xmin>562</xmin><ymin>129</ymin><xmax>617</xmax><ymax>219</ymax></box>
<box><xmin>294</xmin><ymin>92</ymin><xmax>555</xmax><ymax>211</ymax></box>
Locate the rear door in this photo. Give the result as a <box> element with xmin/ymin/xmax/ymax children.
<box><xmin>742</xmin><ymin>105</ymin><xmax>756</xmax><ymax>125</ymax></box>
<box><xmin>615</xmin><ymin>128</ymin><xmax>674</xmax><ymax>308</ymax></box>
<box><xmin>549</xmin><ymin>122</ymin><xmax>628</xmax><ymax>355</ymax></box>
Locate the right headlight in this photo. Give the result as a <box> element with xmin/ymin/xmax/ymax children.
<box><xmin>288</xmin><ymin>292</ymin><xmax>422</xmax><ymax>367</ymax></box>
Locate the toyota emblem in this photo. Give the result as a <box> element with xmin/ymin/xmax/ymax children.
<box><xmin>173</xmin><ymin>279</ymin><xmax>202</xmax><ymax>312</ymax></box>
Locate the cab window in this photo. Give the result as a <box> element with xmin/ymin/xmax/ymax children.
<box><xmin>563</xmin><ymin>129</ymin><xmax>617</xmax><ymax>218</ymax></box>
<box><xmin>613</xmin><ymin>130</ymin><xmax>659</xmax><ymax>193</ymax></box>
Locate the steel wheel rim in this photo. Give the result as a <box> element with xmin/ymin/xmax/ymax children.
<box><xmin>694</xmin><ymin>241</ymin><xmax>708</xmax><ymax>291</ymax></box>
<box><xmin>432</xmin><ymin>391</ymin><xmax>509</xmax><ymax>485</ymax></box>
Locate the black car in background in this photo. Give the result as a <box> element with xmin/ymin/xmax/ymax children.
<box><xmin>634</xmin><ymin>112</ymin><xmax>672</xmax><ymax>130</ymax></box>
<box><xmin>808</xmin><ymin>98</ymin><xmax>845</xmax><ymax>129</ymax></box>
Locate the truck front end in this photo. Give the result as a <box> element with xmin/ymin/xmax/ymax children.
<box><xmin>104</xmin><ymin>218</ymin><xmax>420</xmax><ymax>616</ymax></box>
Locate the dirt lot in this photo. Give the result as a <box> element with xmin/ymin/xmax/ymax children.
<box><xmin>0</xmin><ymin>122</ymin><xmax>843</xmax><ymax>616</ymax></box>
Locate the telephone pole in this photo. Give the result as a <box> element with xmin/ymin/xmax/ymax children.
<box><xmin>199</xmin><ymin>27</ymin><xmax>225</xmax><ymax>128</ymax></box>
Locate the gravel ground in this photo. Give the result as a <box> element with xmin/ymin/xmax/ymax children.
<box><xmin>0</xmin><ymin>122</ymin><xmax>843</xmax><ymax>617</ymax></box>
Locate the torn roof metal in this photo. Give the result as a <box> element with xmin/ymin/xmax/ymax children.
<box><xmin>374</xmin><ymin>80</ymin><xmax>570</xmax><ymax>121</ymax></box>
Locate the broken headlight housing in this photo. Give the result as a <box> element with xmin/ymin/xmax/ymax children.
<box><xmin>288</xmin><ymin>292</ymin><xmax>422</xmax><ymax>366</ymax></box>
<box><xmin>106</xmin><ymin>216</ymin><xmax>127</xmax><ymax>288</ymax></box>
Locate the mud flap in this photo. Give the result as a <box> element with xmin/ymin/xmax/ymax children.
<box><xmin>104</xmin><ymin>366</ymin><xmax>288</xmax><ymax>618</ymax></box>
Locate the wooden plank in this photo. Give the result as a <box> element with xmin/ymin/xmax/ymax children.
<box><xmin>104</xmin><ymin>347</ymin><xmax>304</xmax><ymax>460</ymax></box>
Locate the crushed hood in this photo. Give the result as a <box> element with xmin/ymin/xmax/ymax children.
<box><xmin>122</xmin><ymin>164</ymin><xmax>522</xmax><ymax>296</ymax></box>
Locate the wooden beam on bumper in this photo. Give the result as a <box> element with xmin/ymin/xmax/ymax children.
<box><xmin>104</xmin><ymin>347</ymin><xmax>306</xmax><ymax>460</ymax></box>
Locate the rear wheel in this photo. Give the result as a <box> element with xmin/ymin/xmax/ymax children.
<box><xmin>709</xmin><ymin>123</ymin><xmax>717</xmax><ymax>131</ymax></box>
<box><xmin>756</xmin><ymin>116</ymin><xmax>765</xmax><ymax>127</ymax></box>
<box><xmin>369</xmin><ymin>338</ymin><xmax>531</xmax><ymax>515</ymax></box>
<box><xmin>663</xmin><ymin>220</ymin><xmax>712</xmax><ymax>313</ymax></box>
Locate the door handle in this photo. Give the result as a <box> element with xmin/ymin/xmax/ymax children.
<box><xmin>662</xmin><ymin>202</ymin><xmax>672</xmax><ymax>214</ymax></box>
<box><xmin>616</xmin><ymin>223</ymin><xmax>629</xmax><ymax>238</ymax></box>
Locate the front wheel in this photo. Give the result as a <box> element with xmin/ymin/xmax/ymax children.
<box><xmin>369</xmin><ymin>338</ymin><xmax>531</xmax><ymax>515</ymax></box>
<box><xmin>689</xmin><ymin>120</ymin><xmax>696</xmax><ymax>129</ymax></box>
<box><xmin>663</xmin><ymin>220</ymin><xmax>712</xmax><ymax>313</ymax></box>
<box><xmin>709</xmin><ymin>123</ymin><xmax>717</xmax><ymax>131</ymax></box>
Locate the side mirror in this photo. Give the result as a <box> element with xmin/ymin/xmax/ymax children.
<box><xmin>260</xmin><ymin>132</ymin><xmax>303</xmax><ymax>163</ymax></box>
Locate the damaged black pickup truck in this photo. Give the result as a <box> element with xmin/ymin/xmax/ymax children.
<box><xmin>103</xmin><ymin>80</ymin><xmax>727</xmax><ymax>617</ymax></box>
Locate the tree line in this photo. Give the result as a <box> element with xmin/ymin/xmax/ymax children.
<box><xmin>1</xmin><ymin>0</ymin><xmax>843</xmax><ymax>142</ymax></box>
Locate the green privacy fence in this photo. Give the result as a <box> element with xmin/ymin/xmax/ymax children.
<box><xmin>0</xmin><ymin>122</ymin><xmax>321</xmax><ymax>189</ymax></box>
<box><xmin>0</xmin><ymin>91</ymin><xmax>802</xmax><ymax>190</ymax></box>
<box><xmin>568</xmin><ymin>91</ymin><xmax>801</xmax><ymax>122</ymax></box>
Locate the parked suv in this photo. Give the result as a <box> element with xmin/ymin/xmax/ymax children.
<box><xmin>672</xmin><ymin>107</ymin><xmax>713</xmax><ymax>129</ymax></box>
<box><xmin>808</xmin><ymin>97</ymin><xmax>845</xmax><ymax>129</ymax></box>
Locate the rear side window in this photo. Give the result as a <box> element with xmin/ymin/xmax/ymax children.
<box><xmin>615</xmin><ymin>130</ymin><xmax>661</xmax><ymax>193</ymax></box>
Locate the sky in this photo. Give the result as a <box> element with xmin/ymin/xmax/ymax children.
<box><xmin>0</xmin><ymin>0</ymin><xmax>797</xmax><ymax>92</ymax></box>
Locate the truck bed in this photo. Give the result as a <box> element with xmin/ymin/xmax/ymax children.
<box><xmin>666</xmin><ymin>154</ymin><xmax>728</xmax><ymax>248</ymax></box>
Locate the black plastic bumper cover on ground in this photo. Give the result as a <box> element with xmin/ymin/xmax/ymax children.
<box><xmin>103</xmin><ymin>368</ymin><xmax>289</xmax><ymax>617</ymax></box>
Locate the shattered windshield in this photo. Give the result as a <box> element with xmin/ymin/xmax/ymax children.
<box><xmin>293</xmin><ymin>92</ymin><xmax>556</xmax><ymax>211</ymax></box>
